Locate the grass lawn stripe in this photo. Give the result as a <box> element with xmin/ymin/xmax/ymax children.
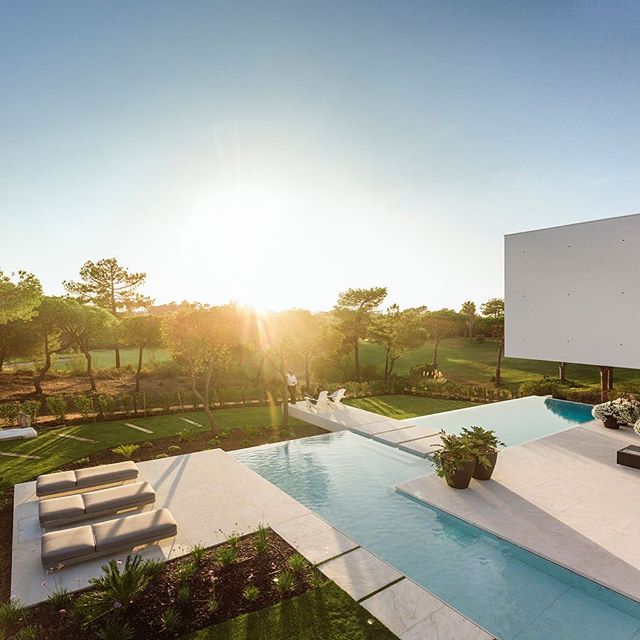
<box><xmin>124</xmin><ymin>422</ymin><xmax>153</xmax><ymax>434</ymax></box>
<box><xmin>178</xmin><ymin>417</ymin><xmax>202</xmax><ymax>427</ymax></box>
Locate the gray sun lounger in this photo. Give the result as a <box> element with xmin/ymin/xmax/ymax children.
<box><xmin>39</xmin><ymin>481</ymin><xmax>156</xmax><ymax>529</ymax></box>
<box><xmin>36</xmin><ymin>461</ymin><xmax>139</xmax><ymax>498</ymax></box>
<box><xmin>41</xmin><ymin>507</ymin><xmax>178</xmax><ymax>569</ymax></box>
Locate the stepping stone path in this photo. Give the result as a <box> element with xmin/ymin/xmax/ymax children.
<box><xmin>56</xmin><ymin>433</ymin><xmax>97</xmax><ymax>443</ymax></box>
<box><xmin>178</xmin><ymin>417</ymin><xmax>202</xmax><ymax>427</ymax></box>
<box><xmin>123</xmin><ymin>422</ymin><xmax>153</xmax><ymax>434</ymax></box>
<box><xmin>0</xmin><ymin>451</ymin><xmax>41</xmax><ymax>460</ymax></box>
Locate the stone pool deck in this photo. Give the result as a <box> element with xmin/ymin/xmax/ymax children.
<box><xmin>12</xmin><ymin>449</ymin><xmax>493</xmax><ymax>639</ymax></box>
<box><xmin>397</xmin><ymin>420</ymin><xmax>640</xmax><ymax>602</ymax></box>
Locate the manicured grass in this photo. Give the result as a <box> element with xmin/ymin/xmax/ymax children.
<box><xmin>345</xmin><ymin>394</ymin><xmax>476</xmax><ymax>420</ymax></box>
<box><xmin>182</xmin><ymin>581</ymin><xmax>397</xmax><ymax>640</ymax></box>
<box><xmin>8</xmin><ymin>347</ymin><xmax>172</xmax><ymax>371</ymax></box>
<box><xmin>357</xmin><ymin>338</ymin><xmax>640</xmax><ymax>390</ymax></box>
<box><xmin>0</xmin><ymin>406</ymin><xmax>315</xmax><ymax>489</ymax></box>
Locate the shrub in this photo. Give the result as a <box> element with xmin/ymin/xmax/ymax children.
<box><xmin>167</xmin><ymin>445</ymin><xmax>181</xmax><ymax>454</ymax></box>
<box><xmin>189</xmin><ymin>543</ymin><xmax>208</xmax><ymax>566</ymax></box>
<box><xmin>178</xmin><ymin>428</ymin><xmax>198</xmax><ymax>442</ymax></box>
<box><xmin>208</xmin><ymin>438</ymin><xmax>220</xmax><ymax>448</ymax></box>
<box><xmin>21</xmin><ymin>400</ymin><xmax>41</xmax><ymax>425</ymax></box>
<box><xmin>47</xmin><ymin>396</ymin><xmax>67</xmax><ymax>422</ymax></box>
<box><xmin>13</xmin><ymin>626</ymin><xmax>40</xmax><ymax>640</ymax></box>
<box><xmin>431</xmin><ymin>431</ymin><xmax>474</xmax><ymax>479</ymax></box>
<box><xmin>75</xmin><ymin>555</ymin><xmax>150</xmax><ymax>624</ymax></box>
<box><xmin>74</xmin><ymin>456</ymin><xmax>90</xmax><ymax>466</ymax></box>
<box><xmin>214</xmin><ymin>545</ymin><xmax>237</xmax><ymax>567</ymax></box>
<box><xmin>176</xmin><ymin>560</ymin><xmax>196</xmax><ymax>582</ymax></box>
<box><xmin>47</xmin><ymin>587</ymin><xmax>73</xmax><ymax>609</ymax></box>
<box><xmin>226</xmin><ymin>531</ymin><xmax>241</xmax><ymax>550</ymax></box>
<box><xmin>243</xmin><ymin>585</ymin><xmax>260</xmax><ymax>602</ymax></box>
<box><xmin>96</xmin><ymin>619</ymin><xmax>134</xmax><ymax>640</ymax></box>
<box><xmin>0</xmin><ymin>599</ymin><xmax>26</xmax><ymax>633</ymax></box>
<box><xmin>140</xmin><ymin>440</ymin><xmax>153</xmax><ymax>449</ymax></box>
<box><xmin>177</xmin><ymin>584</ymin><xmax>191</xmax><ymax>605</ymax></box>
<box><xmin>518</xmin><ymin>378</ymin><xmax>562</xmax><ymax>397</ymax></box>
<box><xmin>206</xmin><ymin>597</ymin><xmax>219</xmax><ymax>613</ymax></box>
<box><xmin>253</xmin><ymin>524</ymin><xmax>269</xmax><ymax>555</ymax></box>
<box><xmin>274</xmin><ymin>570</ymin><xmax>295</xmax><ymax>595</ymax></box>
<box><xmin>98</xmin><ymin>394</ymin><xmax>115</xmax><ymax>418</ymax></box>
<box><xmin>287</xmin><ymin>554</ymin><xmax>308</xmax><ymax>575</ymax></box>
<box><xmin>75</xmin><ymin>395</ymin><xmax>94</xmax><ymax>421</ymax></box>
<box><xmin>120</xmin><ymin>395</ymin><xmax>133</xmax><ymax>414</ymax></box>
<box><xmin>309</xmin><ymin>569</ymin><xmax>326</xmax><ymax>589</ymax></box>
<box><xmin>143</xmin><ymin>558</ymin><xmax>165</xmax><ymax>580</ymax></box>
<box><xmin>155</xmin><ymin>453</ymin><xmax>168</xmax><ymax>459</ymax></box>
<box><xmin>112</xmin><ymin>444</ymin><xmax>140</xmax><ymax>460</ymax></box>
<box><xmin>160</xmin><ymin>607</ymin><xmax>182</xmax><ymax>632</ymax></box>
<box><xmin>0</xmin><ymin>401</ymin><xmax>21</xmax><ymax>426</ymax></box>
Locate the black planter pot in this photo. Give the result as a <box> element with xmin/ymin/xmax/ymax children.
<box><xmin>604</xmin><ymin>415</ymin><xmax>620</xmax><ymax>429</ymax></box>
<box><xmin>444</xmin><ymin>459</ymin><xmax>476</xmax><ymax>489</ymax></box>
<box><xmin>473</xmin><ymin>450</ymin><xmax>498</xmax><ymax>480</ymax></box>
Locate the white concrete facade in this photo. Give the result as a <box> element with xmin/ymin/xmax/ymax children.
<box><xmin>505</xmin><ymin>213</ymin><xmax>640</xmax><ymax>368</ymax></box>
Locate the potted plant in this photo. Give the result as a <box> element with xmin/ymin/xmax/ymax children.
<box><xmin>432</xmin><ymin>431</ymin><xmax>476</xmax><ymax>489</ymax></box>
<box><xmin>461</xmin><ymin>426</ymin><xmax>505</xmax><ymax>480</ymax></box>
<box><xmin>592</xmin><ymin>398</ymin><xmax>640</xmax><ymax>429</ymax></box>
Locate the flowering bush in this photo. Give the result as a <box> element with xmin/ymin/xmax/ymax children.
<box><xmin>635</xmin><ymin>419</ymin><xmax>640</xmax><ymax>436</ymax></box>
<box><xmin>592</xmin><ymin>398</ymin><xmax>640</xmax><ymax>425</ymax></box>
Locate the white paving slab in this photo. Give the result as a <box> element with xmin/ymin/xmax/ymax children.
<box><xmin>361</xmin><ymin>578</ymin><xmax>493</xmax><ymax>640</ymax></box>
<box><xmin>272</xmin><ymin>512</ymin><xmax>359</xmax><ymax>564</ymax></box>
<box><xmin>397</xmin><ymin>422</ymin><xmax>640</xmax><ymax>602</ymax></box>
<box><xmin>56</xmin><ymin>433</ymin><xmax>97</xmax><ymax>443</ymax></box>
<box><xmin>123</xmin><ymin>422</ymin><xmax>153</xmax><ymax>434</ymax></box>
<box><xmin>373</xmin><ymin>425</ymin><xmax>440</xmax><ymax>445</ymax></box>
<box><xmin>0</xmin><ymin>451</ymin><xmax>41</xmax><ymax>460</ymax></box>
<box><xmin>178</xmin><ymin>417</ymin><xmax>202</xmax><ymax>427</ymax></box>
<box><xmin>399</xmin><ymin>435</ymin><xmax>443</xmax><ymax>457</ymax></box>
<box><xmin>351</xmin><ymin>420</ymin><xmax>413</xmax><ymax>437</ymax></box>
<box><xmin>318</xmin><ymin>546</ymin><xmax>402</xmax><ymax>601</ymax></box>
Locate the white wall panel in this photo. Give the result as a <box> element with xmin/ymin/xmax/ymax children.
<box><xmin>505</xmin><ymin>214</ymin><xmax>640</xmax><ymax>368</ymax></box>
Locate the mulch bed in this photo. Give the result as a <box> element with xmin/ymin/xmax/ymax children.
<box><xmin>21</xmin><ymin>530</ymin><xmax>316</xmax><ymax>639</ymax></box>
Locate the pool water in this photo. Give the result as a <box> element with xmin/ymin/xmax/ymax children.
<box><xmin>234</xmin><ymin>421</ymin><xmax>640</xmax><ymax>640</ymax></box>
<box><xmin>401</xmin><ymin>395</ymin><xmax>595</xmax><ymax>447</ymax></box>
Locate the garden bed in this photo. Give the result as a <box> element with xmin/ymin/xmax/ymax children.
<box><xmin>6</xmin><ymin>529</ymin><xmax>320</xmax><ymax>639</ymax></box>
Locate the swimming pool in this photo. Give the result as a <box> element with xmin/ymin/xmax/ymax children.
<box><xmin>399</xmin><ymin>395</ymin><xmax>594</xmax><ymax>448</ymax></box>
<box><xmin>234</xmin><ymin>414</ymin><xmax>640</xmax><ymax>640</ymax></box>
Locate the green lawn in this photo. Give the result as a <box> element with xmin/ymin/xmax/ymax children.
<box><xmin>357</xmin><ymin>338</ymin><xmax>640</xmax><ymax>390</ymax></box>
<box><xmin>0</xmin><ymin>407</ymin><xmax>313</xmax><ymax>489</ymax></box>
<box><xmin>182</xmin><ymin>581</ymin><xmax>397</xmax><ymax>640</ymax></box>
<box><xmin>345</xmin><ymin>395</ymin><xmax>476</xmax><ymax>420</ymax></box>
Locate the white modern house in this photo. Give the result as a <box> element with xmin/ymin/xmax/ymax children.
<box><xmin>505</xmin><ymin>213</ymin><xmax>640</xmax><ymax>396</ymax></box>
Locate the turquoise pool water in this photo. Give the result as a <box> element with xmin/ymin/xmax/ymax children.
<box><xmin>234</xmin><ymin>399</ymin><xmax>640</xmax><ymax>640</ymax></box>
<box><xmin>402</xmin><ymin>395</ymin><xmax>595</xmax><ymax>447</ymax></box>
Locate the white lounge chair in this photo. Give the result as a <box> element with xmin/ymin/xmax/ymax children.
<box><xmin>305</xmin><ymin>390</ymin><xmax>331</xmax><ymax>410</ymax></box>
<box><xmin>0</xmin><ymin>427</ymin><xmax>37</xmax><ymax>442</ymax></box>
<box><xmin>329</xmin><ymin>388</ymin><xmax>346</xmax><ymax>405</ymax></box>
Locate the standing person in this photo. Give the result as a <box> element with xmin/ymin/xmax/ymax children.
<box><xmin>286</xmin><ymin>369</ymin><xmax>298</xmax><ymax>404</ymax></box>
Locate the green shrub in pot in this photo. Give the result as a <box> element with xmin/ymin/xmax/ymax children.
<box><xmin>432</xmin><ymin>431</ymin><xmax>476</xmax><ymax>489</ymax></box>
<box><xmin>461</xmin><ymin>426</ymin><xmax>504</xmax><ymax>480</ymax></box>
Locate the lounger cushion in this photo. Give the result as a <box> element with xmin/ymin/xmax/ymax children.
<box><xmin>36</xmin><ymin>471</ymin><xmax>77</xmax><ymax>497</ymax></box>
<box><xmin>83</xmin><ymin>482</ymin><xmax>155</xmax><ymax>514</ymax></box>
<box><xmin>75</xmin><ymin>461</ymin><xmax>138</xmax><ymax>488</ymax></box>
<box><xmin>38</xmin><ymin>495</ymin><xmax>85</xmax><ymax>526</ymax></box>
<box><xmin>93</xmin><ymin>508</ymin><xmax>177</xmax><ymax>553</ymax></box>
<box><xmin>41</xmin><ymin>525</ymin><xmax>95</xmax><ymax>567</ymax></box>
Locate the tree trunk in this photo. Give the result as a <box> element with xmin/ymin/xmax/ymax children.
<box><xmin>431</xmin><ymin>337</ymin><xmax>440</xmax><ymax>371</ymax></box>
<box><xmin>135</xmin><ymin>345</ymin><xmax>144</xmax><ymax>392</ymax></box>
<box><xmin>607</xmin><ymin>367</ymin><xmax>614</xmax><ymax>391</ymax></box>
<box><xmin>559</xmin><ymin>362</ymin><xmax>567</xmax><ymax>383</ymax></box>
<box><xmin>495</xmin><ymin>337</ymin><xmax>504</xmax><ymax>387</ymax></box>
<box><xmin>34</xmin><ymin>334</ymin><xmax>52</xmax><ymax>395</ymax></box>
<box><xmin>599</xmin><ymin>367</ymin><xmax>608</xmax><ymax>402</ymax></box>
<box><xmin>383</xmin><ymin>349</ymin><xmax>390</xmax><ymax>383</ymax></box>
<box><xmin>84</xmin><ymin>349</ymin><xmax>96</xmax><ymax>392</ymax></box>
<box><xmin>0</xmin><ymin>346</ymin><xmax>5</xmax><ymax>373</ymax></box>
<box><xmin>114</xmin><ymin>342</ymin><xmax>121</xmax><ymax>369</ymax></box>
<box><xmin>281</xmin><ymin>351</ymin><xmax>289</xmax><ymax>428</ymax></box>
<box><xmin>304</xmin><ymin>356</ymin><xmax>310</xmax><ymax>395</ymax></box>
<box><xmin>354</xmin><ymin>338</ymin><xmax>361</xmax><ymax>382</ymax></box>
<box><xmin>189</xmin><ymin>361</ymin><xmax>218</xmax><ymax>435</ymax></box>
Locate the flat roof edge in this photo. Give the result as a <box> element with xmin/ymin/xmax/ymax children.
<box><xmin>504</xmin><ymin>212</ymin><xmax>640</xmax><ymax>238</ymax></box>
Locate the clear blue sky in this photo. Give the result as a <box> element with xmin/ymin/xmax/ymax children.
<box><xmin>1</xmin><ymin>0</ymin><xmax>639</xmax><ymax>311</ymax></box>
